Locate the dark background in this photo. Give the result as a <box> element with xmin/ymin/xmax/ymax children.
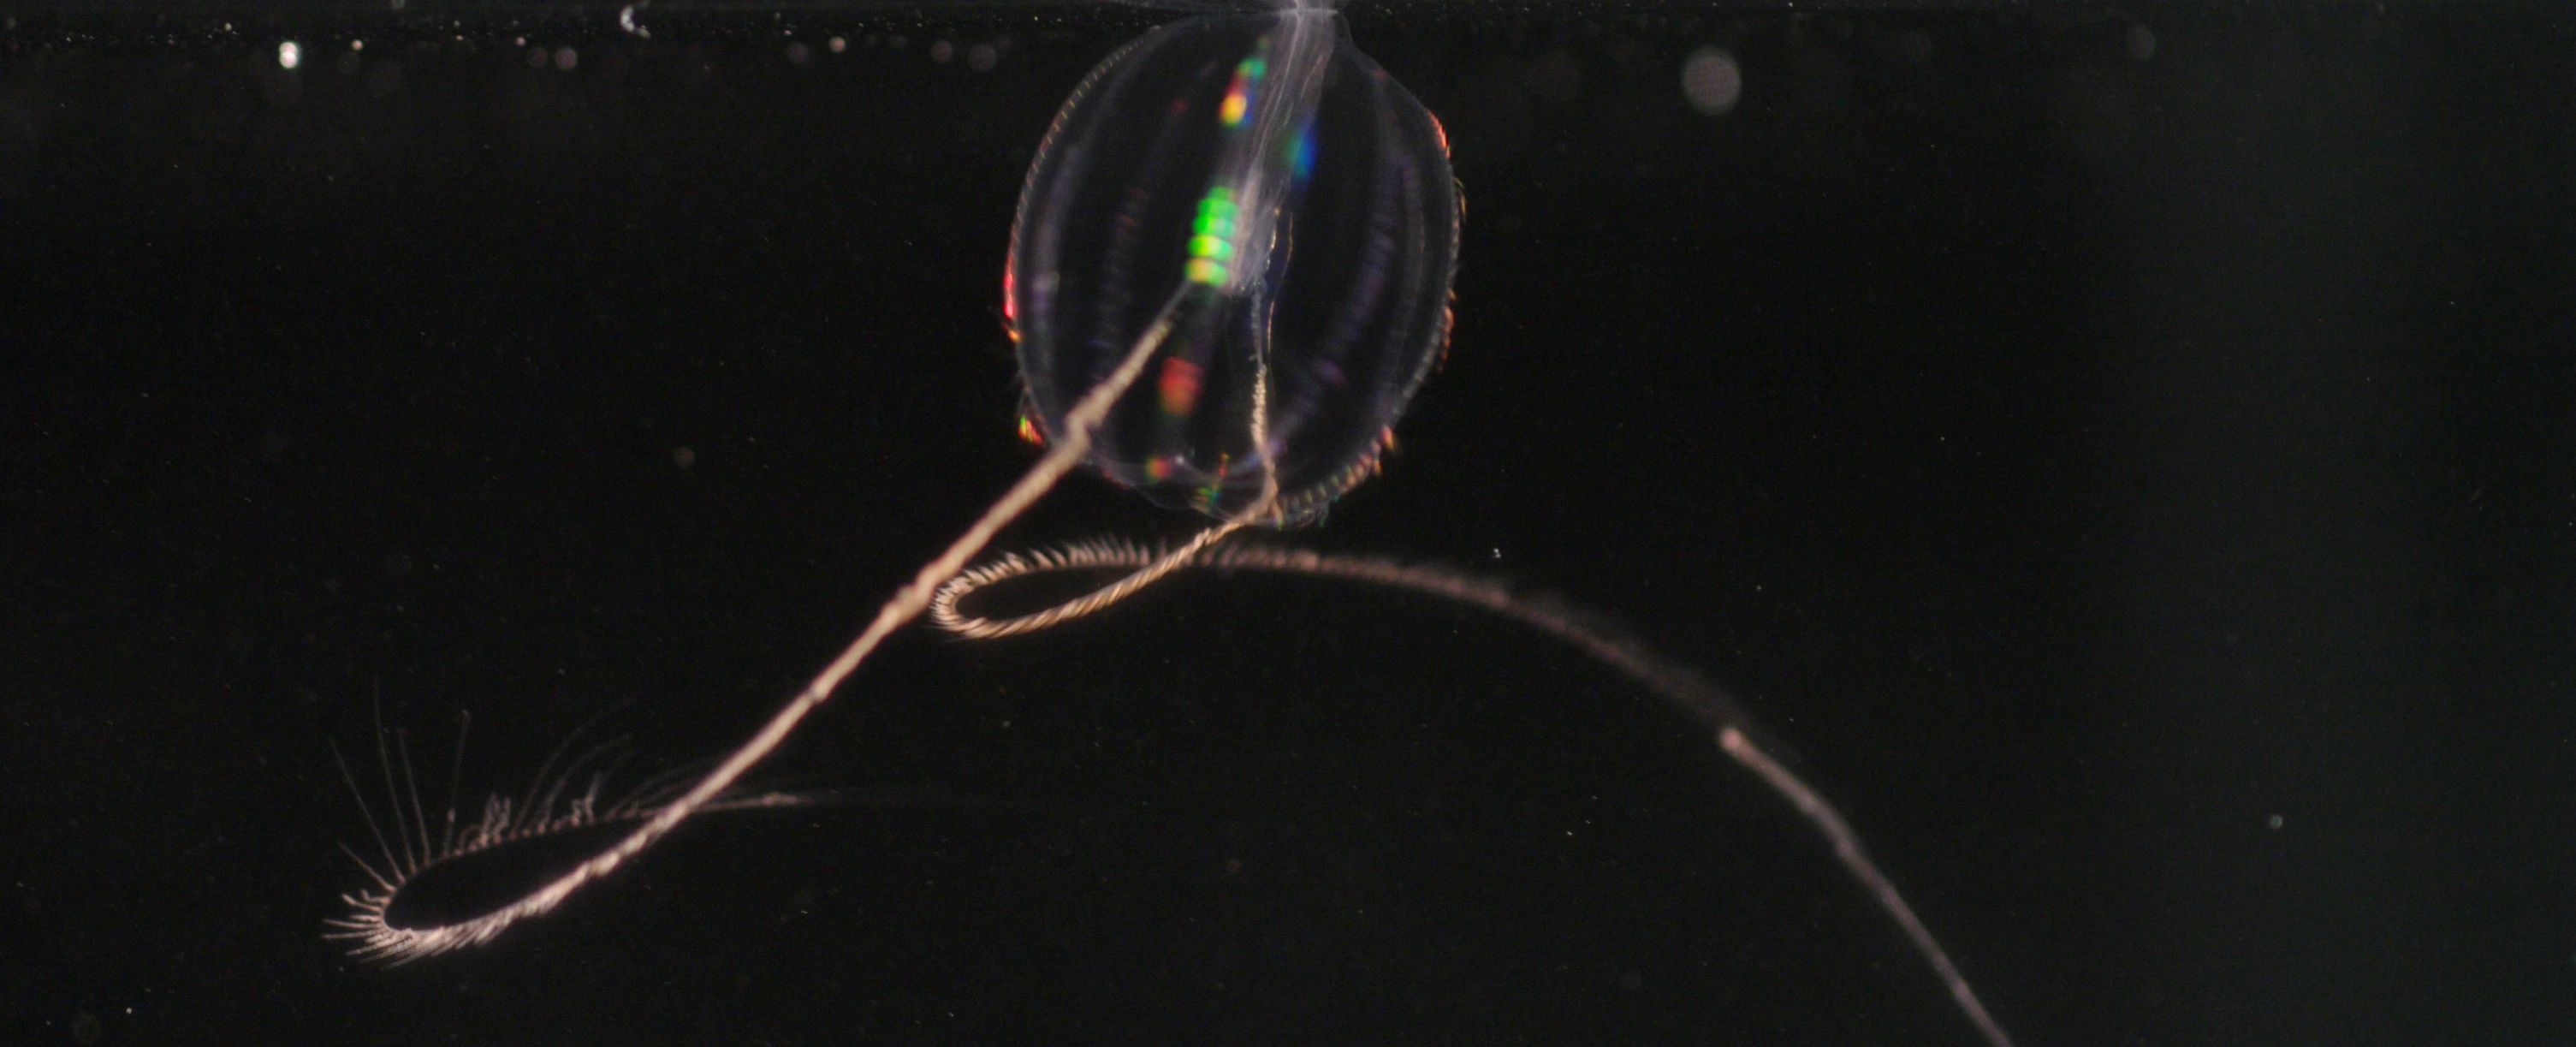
<box><xmin>6</xmin><ymin>3</ymin><xmax>2574</xmax><ymax>1044</ymax></box>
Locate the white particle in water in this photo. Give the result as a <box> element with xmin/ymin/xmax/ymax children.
<box><xmin>1681</xmin><ymin>46</ymin><xmax>1742</xmax><ymax>116</ymax></box>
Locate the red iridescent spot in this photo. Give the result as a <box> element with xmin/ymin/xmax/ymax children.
<box><xmin>1155</xmin><ymin>355</ymin><xmax>1203</xmax><ymax>417</ymax></box>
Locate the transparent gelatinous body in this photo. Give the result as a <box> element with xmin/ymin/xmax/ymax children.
<box><xmin>1008</xmin><ymin>7</ymin><xmax>1458</xmax><ymax>526</ymax></box>
<box><xmin>328</xmin><ymin>11</ymin><xmax>2014</xmax><ymax>1044</ymax></box>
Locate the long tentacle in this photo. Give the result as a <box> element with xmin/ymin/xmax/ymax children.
<box><xmin>340</xmin><ymin>283</ymin><xmax>1200</xmax><ymax>961</ymax></box>
<box><xmin>929</xmin><ymin>540</ymin><xmax>2014</xmax><ymax>1047</ymax></box>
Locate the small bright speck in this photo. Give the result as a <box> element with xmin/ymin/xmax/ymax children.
<box><xmin>1524</xmin><ymin>49</ymin><xmax>1582</xmax><ymax>105</ymax></box>
<box><xmin>1900</xmin><ymin>29</ymin><xmax>1932</xmax><ymax>64</ymax></box>
<box><xmin>1682</xmin><ymin>46</ymin><xmax>1742</xmax><ymax>116</ymax></box>
<box><xmin>553</xmin><ymin>46</ymin><xmax>578</xmax><ymax>71</ymax></box>
<box><xmin>929</xmin><ymin>39</ymin><xmax>954</xmax><ymax>63</ymax></box>
<box><xmin>2267</xmin><ymin>814</ymin><xmax>2283</xmax><ymax>830</ymax></box>
<box><xmin>828</xmin><ymin>37</ymin><xmax>847</xmax><ymax>54</ymax></box>
<box><xmin>277</xmin><ymin>41</ymin><xmax>301</xmax><ymax>69</ymax></box>
<box><xmin>2125</xmin><ymin>24</ymin><xmax>2158</xmax><ymax>62</ymax></box>
<box><xmin>350</xmin><ymin>39</ymin><xmax>364</xmax><ymax>51</ymax></box>
<box><xmin>968</xmin><ymin>42</ymin><xmax>998</xmax><ymax>73</ymax></box>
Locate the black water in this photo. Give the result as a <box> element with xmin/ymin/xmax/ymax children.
<box><xmin>8</xmin><ymin>3</ymin><xmax>2574</xmax><ymax>1044</ymax></box>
